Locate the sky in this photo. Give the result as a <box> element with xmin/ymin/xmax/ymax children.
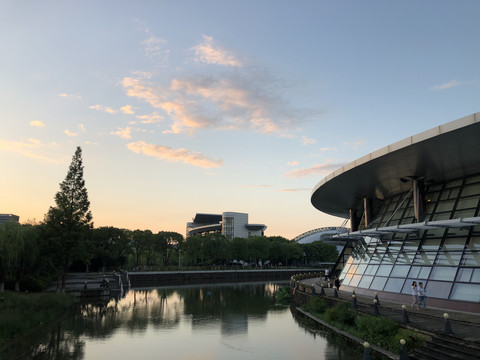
<box><xmin>1</xmin><ymin>1</ymin><xmax>480</xmax><ymax>240</ymax></box>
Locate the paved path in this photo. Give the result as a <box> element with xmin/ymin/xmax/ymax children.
<box><xmin>301</xmin><ymin>277</ymin><xmax>480</xmax><ymax>344</ymax></box>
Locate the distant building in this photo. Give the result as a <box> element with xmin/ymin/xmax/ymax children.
<box><xmin>186</xmin><ymin>212</ymin><xmax>267</xmax><ymax>240</ymax></box>
<box><xmin>0</xmin><ymin>214</ymin><xmax>20</xmax><ymax>225</ymax></box>
<box><xmin>293</xmin><ymin>226</ymin><xmax>349</xmax><ymax>252</ymax></box>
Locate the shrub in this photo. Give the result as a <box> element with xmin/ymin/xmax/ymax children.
<box><xmin>324</xmin><ymin>302</ymin><xmax>357</xmax><ymax>327</ymax></box>
<box><xmin>275</xmin><ymin>286</ymin><xmax>291</xmax><ymax>305</ymax></box>
<box><xmin>304</xmin><ymin>297</ymin><xmax>328</xmax><ymax>315</ymax></box>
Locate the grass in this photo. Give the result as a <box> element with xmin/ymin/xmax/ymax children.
<box><xmin>0</xmin><ymin>291</ymin><xmax>75</xmax><ymax>347</ymax></box>
<box><xmin>303</xmin><ymin>297</ymin><xmax>426</xmax><ymax>354</ymax></box>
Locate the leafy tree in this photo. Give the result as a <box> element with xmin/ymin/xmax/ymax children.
<box><xmin>231</xmin><ymin>237</ymin><xmax>249</xmax><ymax>263</ymax></box>
<box><xmin>155</xmin><ymin>231</ymin><xmax>184</xmax><ymax>267</ymax></box>
<box><xmin>202</xmin><ymin>233</ymin><xmax>230</xmax><ymax>265</ymax></box>
<box><xmin>43</xmin><ymin>146</ymin><xmax>93</xmax><ymax>291</ymax></box>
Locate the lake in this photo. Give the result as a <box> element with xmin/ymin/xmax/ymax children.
<box><xmin>3</xmin><ymin>282</ymin><xmax>362</xmax><ymax>360</ymax></box>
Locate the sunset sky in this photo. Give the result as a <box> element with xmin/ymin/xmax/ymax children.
<box><xmin>1</xmin><ymin>1</ymin><xmax>480</xmax><ymax>239</ymax></box>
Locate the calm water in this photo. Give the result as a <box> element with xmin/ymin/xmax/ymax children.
<box><xmin>4</xmin><ymin>282</ymin><xmax>362</xmax><ymax>360</ymax></box>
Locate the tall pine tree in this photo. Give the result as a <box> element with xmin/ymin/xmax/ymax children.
<box><xmin>44</xmin><ymin>146</ymin><xmax>93</xmax><ymax>291</ymax></box>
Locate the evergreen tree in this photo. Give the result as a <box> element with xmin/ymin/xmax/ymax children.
<box><xmin>44</xmin><ymin>146</ymin><xmax>93</xmax><ymax>291</ymax></box>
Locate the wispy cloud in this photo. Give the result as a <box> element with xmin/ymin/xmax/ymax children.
<box><xmin>30</xmin><ymin>120</ymin><xmax>45</xmax><ymax>127</ymax></box>
<box><xmin>193</xmin><ymin>35</ymin><xmax>242</xmax><ymax>67</ymax></box>
<box><xmin>127</xmin><ymin>140</ymin><xmax>223</xmax><ymax>168</ymax></box>
<box><xmin>120</xmin><ymin>105</ymin><xmax>135</xmax><ymax>114</ymax></box>
<box><xmin>343</xmin><ymin>140</ymin><xmax>366</xmax><ymax>149</ymax></box>
<box><xmin>238</xmin><ymin>184</ymin><xmax>271</xmax><ymax>188</ymax></box>
<box><xmin>301</xmin><ymin>136</ymin><xmax>316</xmax><ymax>145</ymax></box>
<box><xmin>0</xmin><ymin>138</ymin><xmax>59</xmax><ymax>162</ymax></box>
<box><xmin>137</xmin><ymin>112</ymin><xmax>164</xmax><ymax>124</ymax></box>
<box><xmin>430</xmin><ymin>79</ymin><xmax>461</xmax><ymax>91</ymax></box>
<box><xmin>111</xmin><ymin>126</ymin><xmax>132</xmax><ymax>139</ymax></box>
<box><xmin>64</xmin><ymin>124</ymin><xmax>85</xmax><ymax>137</ymax></box>
<box><xmin>89</xmin><ymin>104</ymin><xmax>117</xmax><ymax>113</ymax></box>
<box><xmin>287</xmin><ymin>161</ymin><xmax>298</xmax><ymax>166</ymax></box>
<box><xmin>284</xmin><ymin>163</ymin><xmax>343</xmax><ymax>178</ymax></box>
<box><xmin>277</xmin><ymin>188</ymin><xmax>311</xmax><ymax>192</ymax></box>
<box><xmin>59</xmin><ymin>93</ymin><xmax>82</xmax><ymax>99</ymax></box>
<box><xmin>142</xmin><ymin>35</ymin><xmax>168</xmax><ymax>59</ymax></box>
<box><xmin>122</xmin><ymin>72</ymin><xmax>302</xmax><ymax>135</ymax></box>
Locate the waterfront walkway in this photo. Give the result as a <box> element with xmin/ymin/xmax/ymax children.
<box><xmin>301</xmin><ymin>277</ymin><xmax>480</xmax><ymax>359</ymax></box>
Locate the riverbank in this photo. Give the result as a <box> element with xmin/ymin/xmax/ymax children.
<box><xmin>0</xmin><ymin>291</ymin><xmax>75</xmax><ymax>349</ymax></box>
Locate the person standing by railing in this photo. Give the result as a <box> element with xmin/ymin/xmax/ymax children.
<box><xmin>411</xmin><ymin>281</ymin><xmax>419</xmax><ymax>309</ymax></box>
<box><xmin>418</xmin><ymin>282</ymin><xmax>427</xmax><ymax>309</ymax></box>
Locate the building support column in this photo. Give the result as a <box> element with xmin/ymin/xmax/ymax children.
<box><xmin>350</xmin><ymin>209</ymin><xmax>359</xmax><ymax>232</ymax></box>
<box><xmin>364</xmin><ymin>197</ymin><xmax>373</xmax><ymax>228</ymax></box>
<box><xmin>413</xmin><ymin>179</ymin><xmax>425</xmax><ymax>222</ymax></box>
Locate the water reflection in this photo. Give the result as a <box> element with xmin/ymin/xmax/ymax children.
<box><xmin>2</xmin><ymin>282</ymin><xmax>361</xmax><ymax>360</ymax></box>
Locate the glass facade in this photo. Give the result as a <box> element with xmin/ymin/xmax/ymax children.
<box><xmin>339</xmin><ymin>173</ymin><xmax>480</xmax><ymax>303</ymax></box>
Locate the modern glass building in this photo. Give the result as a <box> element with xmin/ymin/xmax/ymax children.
<box><xmin>311</xmin><ymin>113</ymin><xmax>480</xmax><ymax>312</ymax></box>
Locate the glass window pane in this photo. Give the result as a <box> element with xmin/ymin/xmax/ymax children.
<box><xmin>455</xmin><ymin>196</ymin><xmax>479</xmax><ymax>209</ymax></box>
<box><xmin>425</xmin><ymin>281</ymin><xmax>452</xmax><ymax>299</ymax></box>
<box><xmin>437</xmin><ymin>199</ymin><xmax>456</xmax><ymax>211</ymax></box>
<box><xmin>384</xmin><ymin>278</ymin><xmax>406</xmax><ymax>293</ymax></box>
<box><xmin>413</xmin><ymin>252</ymin><xmax>436</xmax><ymax>265</ymax></box>
<box><xmin>461</xmin><ymin>183</ymin><xmax>480</xmax><ymax>197</ymax></box>
<box><xmin>422</xmin><ymin>239</ymin><xmax>441</xmax><ymax>251</ymax></box>
<box><xmin>454</xmin><ymin>209</ymin><xmax>477</xmax><ymax>218</ymax></box>
<box><xmin>403</xmin><ymin>240</ymin><xmax>420</xmax><ymax>251</ymax></box>
<box><xmin>435</xmin><ymin>252</ymin><xmax>462</xmax><ymax>266</ymax></box>
<box><xmin>408</xmin><ymin>266</ymin><xmax>421</xmax><ymax>278</ymax></box>
<box><xmin>349</xmin><ymin>274</ymin><xmax>362</xmax><ymax>287</ymax></box>
<box><xmin>429</xmin><ymin>267</ymin><xmax>456</xmax><ymax>281</ymax></box>
<box><xmin>356</xmin><ymin>264</ymin><xmax>367</xmax><ymax>275</ymax></box>
<box><xmin>432</xmin><ymin>212</ymin><xmax>451</xmax><ymax>221</ymax></box>
<box><xmin>472</xmin><ymin>269</ymin><xmax>480</xmax><ymax>283</ymax></box>
<box><xmin>461</xmin><ymin>252</ymin><xmax>480</xmax><ymax>266</ymax></box>
<box><xmin>370</xmin><ymin>276</ymin><xmax>387</xmax><ymax>291</ymax></box>
<box><xmin>456</xmin><ymin>268</ymin><xmax>473</xmax><ymax>282</ymax></box>
<box><xmin>419</xmin><ymin>267</ymin><xmax>432</xmax><ymax>279</ymax></box>
<box><xmin>342</xmin><ymin>273</ymin><xmax>353</xmax><ymax>286</ymax></box>
<box><xmin>465</xmin><ymin>174</ymin><xmax>480</xmax><ymax>184</ymax></box>
<box><xmin>442</xmin><ymin>237</ymin><xmax>466</xmax><ymax>250</ymax></box>
<box><xmin>390</xmin><ymin>265</ymin><xmax>410</xmax><ymax>277</ymax></box>
<box><xmin>450</xmin><ymin>283</ymin><xmax>480</xmax><ymax>301</ymax></box>
<box><xmin>365</xmin><ymin>264</ymin><xmax>378</xmax><ymax>275</ymax></box>
<box><xmin>376</xmin><ymin>264</ymin><xmax>393</xmax><ymax>276</ymax></box>
<box><xmin>358</xmin><ymin>275</ymin><xmax>374</xmax><ymax>289</ymax></box>
<box><xmin>382</xmin><ymin>252</ymin><xmax>397</xmax><ymax>264</ymax></box>
<box><xmin>468</xmin><ymin>236</ymin><xmax>480</xmax><ymax>250</ymax></box>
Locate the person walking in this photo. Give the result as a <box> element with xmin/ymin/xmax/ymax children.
<box><xmin>418</xmin><ymin>282</ymin><xmax>427</xmax><ymax>309</ymax></box>
<box><xmin>411</xmin><ymin>281</ymin><xmax>419</xmax><ymax>309</ymax></box>
<box><xmin>324</xmin><ymin>269</ymin><xmax>330</xmax><ymax>282</ymax></box>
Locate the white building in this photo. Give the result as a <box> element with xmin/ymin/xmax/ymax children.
<box><xmin>186</xmin><ymin>212</ymin><xmax>266</xmax><ymax>240</ymax></box>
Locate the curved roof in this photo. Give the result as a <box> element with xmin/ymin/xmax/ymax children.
<box><xmin>311</xmin><ymin>113</ymin><xmax>480</xmax><ymax>218</ymax></box>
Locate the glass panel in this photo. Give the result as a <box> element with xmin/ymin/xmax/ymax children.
<box><xmin>370</xmin><ymin>276</ymin><xmax>387</xmax><ymax>291</ymax></box>
<box><xmin>365</xmin><ymin>264</ymin><xmax>378</xmax><ymax>276</ymax></box>
<box><xmin>396</xmin><ymin>252</ymin><xmax>414</xmax><ymax>264</ymax></box>
<box><xmin>445</xmin><ymin>178</ymin><xmax>463</xmax><ymax>188</ymax></box>
<box><xmin>358</xmin><ymin>275</ymin><xmax>374</xmax><ymax>289</ymax></box>
<box><xmin>461</xmin><ymin>252</ymin><xmax>480</xmax><ymax>266</ymax></box>
<box><xmin>355</xmin><ymin>264</ymin><xmax>367</xmax><ymax>275</ymax></box>
<box><xmin>454</xmin><ymin>209</ymin><xmax>477</xmax><ymax>218</ymax></box>
<box><xmin>472</xmin><ymin>269</ymin><xmax>480</xmax><ymax>283</ymax></box>
<box><xmin>347</xmin><ymin>265</ymin><xmax>358</xmax><ymax>274</ymax></box>
<box><xmin>431</xmin><ymin>212</ymin><xmax>452</xmax><ymax>221</ymax></box>
<box><xmin>465</xmin><ymin>174</ymin><xmax>480</xmax><ymax>184</ymax></box>
<box><xmin>390</xmin><ymin>265</ymin><xmax>410</xmax><ymax>277</ymax></box>
<box><xmin>403</xmin><ymin>240</ymin><xmax>420</xmax><ymax>251</ymax></box>
<box><xmin>349</xmin><ymin>274</ymin><xmax>362</xmax><ymax>287</ymax></box>
<box><xmin>455</xmin><ymin>196</ymin><xmax>480</xmax><ymax>209</ymax></box>
<box><xmin>461</xmin><ymin>183</ymin><xmax>480</xmax><ymax>197</ymax></box>
<box><xmin>413</xmin><ymin>252</ymin><xmax>436</xmax><ymax>265</ymax></box>
<box><xmin>456</xmin><ymin>268</ymin><xmax>473</xmax><ymax>282</ymax></box>
<box><xmin>442</xmin><ymin>187</ymin><xmax>460</xmax><ymax>200</ymax></box>
<box><xmin>468</xmin><ymin>236</ymin><xmax>480</xmax><ymax>250</ymax></box>
<box><xmin>450</xmin><ymin>283</ymin><xmax>480</xmax><ymax>301</ymax></box>
<box><xmin>384</xmin><ymin>278</ymin><xmax>406</xmax><ymax>293</ymax></box>
<box><xmin>382</xmin><ymin>252</ymin><xmax>397</xmax><ymax>264</ymax></box>
<box><xmin>342</xmin><ymin>273</ymin><xmax>353</xmax><ymax>286</ymax></box>
<box><xmin>425</xmin><ymin>281</ymin><xmax>452</xmax><ymax>299</ymax></box>
<box><xmin>376</xmin><ymin>264</ymin><xmax>393</xmax><ymax>276</ymax></box>
<box><xmin>429</xmin><ymin>267</ymin><xmax>456</xmax><ymax>281</ymax></box>
<box><xmin>419</xmin><ymin>267</ymin><xmax>432</xmax><ymax>279</ymax></box>
<box><xmin>408</xmin><ymin>266</ymin><xmax>421</xmax><ymax>278</ymax></box>
<box><xmin>435</xmin><ymin>252</ymin><xmax>462</xmax><ymax>266</ymax></box>
<box><xmin>442</xmin><ymin>237</ymin><xmax>467</xmax><ymax>250</ymax></box>
<box><xmin>421</xmin><ymin>239</ymin><xmax>441</xmax><ymax>251</ymax></box>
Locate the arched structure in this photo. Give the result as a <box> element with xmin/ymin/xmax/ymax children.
<box><xmin>311</xmin><ymin>113</ymin><xmax>480</xmax><ymax>312</ymax></box>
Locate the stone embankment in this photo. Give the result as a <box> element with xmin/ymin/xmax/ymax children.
<box><xmin>295</xmin><ymin>277</ymin><xmax>480</xmax><ymax>360</ymax></box>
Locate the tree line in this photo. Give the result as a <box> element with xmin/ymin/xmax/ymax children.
<box><xmin>0</xmin><ymin>146</ymin><xmax>338</xmax><ymax>293</ymax></box>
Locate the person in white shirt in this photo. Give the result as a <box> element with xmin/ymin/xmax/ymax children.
<box><xmin>411</xmin><ymin>281</ymin><xmax>419</xmax><ymax>309</ymax></box>
<box><xmin>418</xmin><ymin>282</ymin><xmax>427</xmax><ymax>309</ymax></box>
